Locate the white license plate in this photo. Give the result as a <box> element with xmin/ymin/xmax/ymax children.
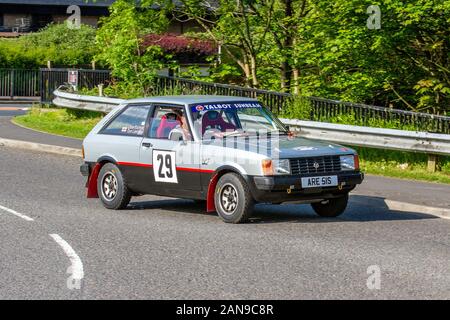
<box><xmin>301</xmin><ymin>175</ymin><xmax>338</xmax><ymax>188</ymax></box>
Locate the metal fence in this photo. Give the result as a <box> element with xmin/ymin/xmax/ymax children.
<box><xmin>153</xmin><ymin>76</ymin><xmax>290</xmax><ymax>113</ymax></box>
<box><xmin>154</xmin><ymin>76</ymin><xmax>450</xmax><ymax>134</ymax></box>
<box><xmin>39</xmin><ymin>68</ymin><xmax>111</xmax><ymax>103</ymax></box>
<box><xmin>0</xmin><ymin>69</ymin><xmax>40</xmax><ymax>98</ymax></box>
<box><xmin>308</xmin><ymin>97</ymin><xmax>450</xmax><ymax>135</ymax></box>
<box><xmin>1</xmin><ymin>68</ymin><xmax>449</xmax><ymax>134</ymax></box>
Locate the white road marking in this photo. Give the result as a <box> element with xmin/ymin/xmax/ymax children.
<box><xmin>49</xmin><ymin>234</ymin><xmax>84</xmax><ymax>284</ymax></box>
<box><xmin>385</xmin><ymin>200</ymin><xmax>450</xmax><ymax>220</ymax></box>
<box><xmin>350</xmin><ymin>196</ymin><xmax>450</xmax><ymax>220</ymax></box>
<box><xmin>0</xmin><ymin>204</ymin><xmax>34</xmax><ymax>221</ymax></box>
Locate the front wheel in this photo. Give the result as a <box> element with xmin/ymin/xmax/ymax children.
<box><xmin>215</xmin><ymin>173</ymin><xmax>254</xmax><ymax>223</ymax></box>
<box><xmin>311</xmin><ymin>194</ymin><xmax>349</xmax><ymax>218</ymax></box>
<box><xmin>97</xmin><ymin>163</ymin><xmax>132</xmax><ymax>210</ymax></box>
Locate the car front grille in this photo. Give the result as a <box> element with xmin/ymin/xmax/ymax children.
<box><xmin>289</xmin><ymin>156</ymin><xmax>342</xmax><ymax>175</ymax></box>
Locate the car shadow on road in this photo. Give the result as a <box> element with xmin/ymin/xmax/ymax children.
<box><xmin>250</xmin><ymin>195</ymin><xmax>438</xmax><ymax>224</ymax></box>
<box><xmin>127</xmin><ymin>194</ymin><xmax>439</xmax><ymax>224</ymax></box>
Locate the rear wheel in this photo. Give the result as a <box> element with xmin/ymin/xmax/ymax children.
<box><xmin>97</xmin><ymin>163</ymin><xmax>131</xmax><ymax>210</ymax></box>
<box><xmin>215</xmin><ymin>173</ymin><xmax>254</xmax><ymax>223</ymax></box>
<box><xmin>311</xmin><ymin>194</ymin><xmax>348</xmax><ymax>217</ymax></box>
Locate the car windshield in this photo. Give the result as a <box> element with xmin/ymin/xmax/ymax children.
<box><xmin>190</xmin><ymin>102</ymin><xmax>287</xmax><ymax>139</ymax></box>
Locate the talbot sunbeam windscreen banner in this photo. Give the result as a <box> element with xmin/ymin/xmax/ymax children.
<box><xmin>191</xmin><ymin>102</ymin><xmax>263</xmax><ymax>112</ymax></box>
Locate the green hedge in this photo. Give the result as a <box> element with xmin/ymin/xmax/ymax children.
<box><xmin>0</xmin><ymin>23</ymin><xmax>99</xmax><ymax>69</ymax></box>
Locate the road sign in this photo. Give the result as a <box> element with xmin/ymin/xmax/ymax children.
<box><xmin>68</xmin><ymin>70</ymin><xmax>78</xmax><ymax>90</ymax></box>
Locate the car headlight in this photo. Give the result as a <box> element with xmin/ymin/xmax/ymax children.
<box><xmin>261</xmin><ymin>159</ymin><xmax>291</xmax><ymax>175</ymax></box>
<box><xmin>273</xmin><ymin>159</ymin><xmax>291</xmax><ymax>175</ymax></box>
<box><xmin>340</xmin><ymin>155</ymin><xmax>356</xmax><ymax>170</ymax></box>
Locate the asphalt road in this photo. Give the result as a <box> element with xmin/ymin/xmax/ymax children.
<box><xmin>0</xmin><ymin>115</ymin><xmax>82</xmax><ymax>149</ymax></box>
<box><xmin>0</xmin><ymin>105</ymin><xmax>29</xmax><ymax>117</ymax></box>
<box><xmin>0</xmin><ymin>146</ymin><xmax>449</xmax><ymax>299</ymax></box>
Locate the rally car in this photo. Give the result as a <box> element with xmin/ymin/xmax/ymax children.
<box><xmin>81</xmin><ymin>95</ymin><xmax>364</xmax><ymax>223</ymax></box>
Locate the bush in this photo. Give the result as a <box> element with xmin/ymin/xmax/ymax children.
<box><xmin>0</xmin><ymin>38</ymin><xmax>43</xmax><ymax>68</ymax></box>
<box><xmin>279</xmin><ymin>96</ymin><xmax>312</xmax><ymax>120</ymax></box>
<box><xmin>65</xmin><ymin>108</ymin><xmax>102</xmax><ymax>119</ymax></box>
<box><xmin>142</xmin><ymin>33</ymin><xmax>216</xmax><ymax>63</ymax></box>
<box><xmin>0</xmin><ymin>23</ymin><xmax>98</xmax><ymax>68</ymax></box>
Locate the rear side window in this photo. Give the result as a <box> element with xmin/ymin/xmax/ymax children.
<box><xmin>101</xmin><ymin>105</ymin><xmax>149</xmax><ymax>136</ymax></box>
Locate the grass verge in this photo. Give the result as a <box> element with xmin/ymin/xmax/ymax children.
<box><xmin>13</xmin><ymin>106</ymin><xmax>450</xmax><ymax>184</ymax></box>
<box><xmin>13</xmin><ymin>106</ymin><xmax>102</xmax><ymax>140</ymax></box>
<box><xmin>355</xmin><ymin>147</ymin><xmax>450</xmax><ymax>184</ymax></box>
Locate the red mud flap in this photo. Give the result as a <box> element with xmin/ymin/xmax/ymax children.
<box><xmin>206</xmin><ymin>173</ymin><xmax>219</xmax><ymax>213</ymax></box>
<box><xmin>87</xmin><ymin>163</ymin><xmax>102</xmax><ymax>198</ymax></box>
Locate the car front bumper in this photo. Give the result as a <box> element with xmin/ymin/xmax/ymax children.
<box><xmin>80</xmin><ymin>163</ymin><xmax>91</xmax><ymax>177</ymax></box>
<box><xmin>247</xmin><ymin>171</ymin><xmax>364</xmax><ymax>203</ymax></box>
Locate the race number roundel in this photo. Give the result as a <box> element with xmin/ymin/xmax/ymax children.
<box><xmin>153</xmin><ymin>150</ymin><xmax>178</xmax><ymax>183</ymax></box>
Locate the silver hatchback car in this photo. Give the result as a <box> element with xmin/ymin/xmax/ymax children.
<box><xmin>81</xmin><ymin>95</ymin><xmax>364</xmax><ymax>223</ymax></box>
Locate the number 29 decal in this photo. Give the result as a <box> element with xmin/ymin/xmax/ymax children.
<box><xmin>153</xmin><ymin>150</ymin><xmax>178</xmax><ymax>183</ymax></box>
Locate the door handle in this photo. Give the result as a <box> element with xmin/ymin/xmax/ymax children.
<box><xmin>142</xmin><ymin>142</ymin><xmax>153</xmax><ymax>148</ymax></box>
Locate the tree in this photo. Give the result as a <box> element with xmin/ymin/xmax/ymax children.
<box><xmin>95</xmin><ymin>0</ymin><xmax>169</xmax><ymax>95</ymax></box>
<box><xmin>174</xmin><ymin>0</ymin><xmax>275</xmax><ymax>87</ymax></box>
<box><xmin>94</xmin><ymin>0</ymin><xmax>450</xmax><ymax>114</ymax></box>
<box><xmin>260</xmin><ymin>0</ymin><xmax>311</xmax><ymax>92</ymax></box>
<box><xmin>390</xmin><ymin>0</ymin><xmax>450</xmax><ymax>114</ymax></box>
<box><xmin>292</xmin><ymin>0</ymin><xmax>450</xmax><ymax>113</ymax></box>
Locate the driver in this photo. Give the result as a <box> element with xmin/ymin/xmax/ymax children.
<box><xmin>168</xmin><ymin>109</ymin><xmax>192</xmax><ymax>141</ymax></box>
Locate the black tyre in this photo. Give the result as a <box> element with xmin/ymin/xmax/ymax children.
<box><xmin>214</xmin><ymin>173</ymin><xmax>254</xmax><ymax>223</ymax></box>
<box><xmin>311</xmin><ymin>194</ymin><xmax>349</xmax><ymax>217</ymax></box>
<box><xmin>97</xmin><ymin>163</ymin><xmax>132</xmax><ymax>210</ymax></box>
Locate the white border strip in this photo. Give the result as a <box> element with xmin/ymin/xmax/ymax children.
<box><xmin>49</xmin><ymin>234</ymin><xmax>84</xmax><ymax>281</ymax></box>
<box><xmin>0</xmin><ymin>204</ymin><xmax>34</xmax><ymax>221</ymax></box>
<box><xmin>385</xmin><ymin>200</ymin><xmax>450</xmax><ymax>220</ymax></box>
<box><xmin>351</xmin><ymin>197</ymin><xmax>450</xmax><ymax>220</ymax></box>
<box><xmin>0</xmin><ymin>137</ymin><xmax>82</xmax><ymax>157</ymax></box>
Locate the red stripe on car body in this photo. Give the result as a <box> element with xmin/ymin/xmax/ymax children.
<box><xmin>118</xmin><ymin>162</ymin><xmax>214</xmax><ymax>174</ymax></box>
<box><xmin>118</xmin><ymin>162</ymin><xmax>153</xmax><ymax>168</ymax></box>
<box><xmin>177</xmin><ymin>167</ymin><xmax>214</xmax><ymax>173</ymax></box>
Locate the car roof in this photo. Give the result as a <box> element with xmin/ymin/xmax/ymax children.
<box><xmin>126</xmin><ymin>95</ymin><xmax>258</xmax><ymax>105</ymax></box>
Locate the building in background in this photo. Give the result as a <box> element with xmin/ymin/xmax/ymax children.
<box><xmin>0</xmin><ymin>0</ymin><xmax>115</xmax><ymax>36</ymax></box>
<box><xmin>0</xmin><ymin>0</ymin><xmax>205</xmax><ymax>37</ymax></box>
<box><xmin>0</xmin><ymin>0</ymin><xmax>214</xmax><ymax>76</ymax></box>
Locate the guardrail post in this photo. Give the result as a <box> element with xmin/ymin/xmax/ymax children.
<box><xmin>427</xmin><ymin>154</ymin><xmax>438</xmax><ymax>172</ymax></box>
<box><xmin>98</xmin><ymin>84</ymin><xmax>103</xmax><ymax>97</ymax></box>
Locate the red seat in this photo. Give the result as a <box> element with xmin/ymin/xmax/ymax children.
<box><xmin>202</xmin><ymin>111</ymin><xmax>235</xmax><ymax>135</ymax></box>
<box><xmin>156</xmin><ymin>113</ymin><xmax>180</xmax><ymax>138</ymax></box>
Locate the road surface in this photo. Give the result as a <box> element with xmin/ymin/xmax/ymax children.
<box><xmin>0</xmin><ymin>105</ymin><xmax>29</xmax><ymax>117</ymax></box>
<box><xmin>0</xmin><ymin>115</ymin><xmax>82</xmax><ymax>149</ymax></box>
<box><xmin>0</xmin><ymin>146</ymin><xmax>449</xmax><ymax>299</ymax></box>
